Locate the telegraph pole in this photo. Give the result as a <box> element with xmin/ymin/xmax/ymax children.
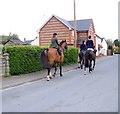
<box><xmin>74</xmin><ymin>0</ymin><xmax>77</xmax><ymax>47</ymax></box>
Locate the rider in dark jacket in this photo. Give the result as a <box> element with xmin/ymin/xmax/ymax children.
<box><xmin>86</xmin><ymin>36</ymin><xmax>94</xmax><ymax>50</ymax></box>
<box><xmin>80</xmin><ymin>41</ymin><xmax>86</xmax><ymax>51</ymax></box>
<box><xmin>86</xmin><ymin>36</ymin><xmax>95</xmax><ymax>58</ymax></box>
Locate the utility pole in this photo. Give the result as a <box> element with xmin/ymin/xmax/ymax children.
<box><xmin>74</xmin><ymin>0</ymin><xmax>77</xmax><ymax>47</ymax></box>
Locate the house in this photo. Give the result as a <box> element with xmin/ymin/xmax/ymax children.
<box><xmin>4</xmin><ymin>39</ymin><xmax>25</xmax><ymax>45</ymax></box>
<box><xmin>3</xmin><ymin>37</ymin><xmax>39</xmax><ymax>46</ymax></box>
<box><xmin>24</xmin><ymin>37</ymin><xmax>39</xmax><ymax>46</ymax></box>
<box><xmin>95</xmin><ymin>34</ymin><xmax>108</xmax><ymax>56</ymax></box>
<box><xmin>38</xmin><ymin>15</ymin><xmax>96</xmax><ymax>48</ymax></box>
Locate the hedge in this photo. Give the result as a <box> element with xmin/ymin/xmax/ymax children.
<box><xmin>2</xmin><ymin>45</ymin><xmax>78</xmax><ymax>75</ymax></box>
<box><xmin>63</xmin><ymin>47</ymin><xmax>78</xmax><ymax>65</ymax></box>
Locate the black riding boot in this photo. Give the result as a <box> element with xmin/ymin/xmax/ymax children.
<box><xmin>57</xmin><ymin>48</ymin><xmax>62</xmax><ymax>56</ymax></box>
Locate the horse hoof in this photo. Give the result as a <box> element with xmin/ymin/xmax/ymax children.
<box><xmin>78</xmin><ymin>66</ymin><xmax>80</xmax><ymax>68</ymax></box>
<box><xmin>84</xmin><ymin>72</ymin><xmax>86</xmax><ymax>75</ymax></box>
<box><xmin>47</xmin><ymin>79</ymin><xmax>50</xmax><ymax>81</ymax></box>
<box><xmin>60</xmin><ymin>74</ymin><xmax>63</xmax><ymax>77</ymax></box>
<box><xmin>47</xmin><ymin>76</ymin><xmax>50</xmax><ymax>81</ymax></box>
<box><xmin>89</xmin><ymin>71</ymin><xmax>92</xmax><ymax>73</ymax></box>
<box><xmin>53</xmin><ymin>74</ymin><xmax>55</xmax><ymax>77</ymax></box>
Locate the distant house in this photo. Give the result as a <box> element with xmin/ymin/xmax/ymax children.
<box><xmin>3</xmin><ymin>37</ymin><xmax>39</xmax><ymax>46</ymax></box>
<box><xmin>38</xmin><ymin>15</ymin><xmax>96</xmax><ymax>47</ymax></box>
<box><xmin>24</xmin><ymin>37</ymin><xmax>39</xmax><ymax>46</ymax></box>
<box><xmin>4</xmin><ymin>39</ymin><xmax>25</xmax><ymax>45</ymax></box>
<box><xmin>95</xmin><ymin>34</ymin><xmax>108</xmax><ymax>56</ymax></box>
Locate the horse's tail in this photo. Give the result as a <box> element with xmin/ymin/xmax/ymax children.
<box><xmin>40</xmin><ymin>48</ymin><xmax>50</xmax><ymax>68</ymax></box>
<box><xmin>85</xmin><ymin>51</ymin><xmax>89</xmax><ymax>68</ymax></box>
<box><xmin>44</xmin><ymin>48</ymin><xmax>49</xmax><ymax>56</ymax></box>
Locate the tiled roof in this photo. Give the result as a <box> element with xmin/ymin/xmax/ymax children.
<box><xmin>10</xmin><ymin>39</ymin><xmax>25</xmax><ymax>44</ymax></box>
<box><xmin>53</xmin><ymin>15</ymin><xmax>93</xmax><ymax>31</ymax></box>
<box><xmin>54</xmin><ymin>15</ymin><xmax>74</xmax><ymax>30</ymax></box>
<box><xmin>38</xmin><ymin>15</ymin><xmax>93</xmax><ymax>32</ymax></box>
<box><xmin>24</xmin><ymin>37</ymin><xmax>37</xmax><ymax>45</ymax></box>
<box><xmin>24</xmin><ymin>40</ymin><xmax>34</xmax><ymax>44</ymax></box>
<box><xmin>69</xmin><ymin>19</ymin><xmax>93</xmax><ymax>31</ymax></box>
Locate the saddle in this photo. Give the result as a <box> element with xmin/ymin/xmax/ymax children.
<box><xmin>57</xmin><ymin>48</ymin><xmax>62</xmax><ymax>56</ymax></box>
<box><xmin>52</xmin><ymin>47</ymin><xmax>61</xmax><ymax>56</ymax></box>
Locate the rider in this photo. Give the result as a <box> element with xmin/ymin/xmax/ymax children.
<box><xmin>86</xmin><ymin>36</ymin><xmax>95</xmax><ymax>50</ymax></box>
<box><xmin>50</xmin><ymin>33</ymin><xmax>61</xmax><ymax>56</ymax></box>
<box><xmin>78</xmin><ymin>40</ymin><xmax>86</xmax><ymax>68</ymax></box>
<box><xmin>80</xmin><ymin>40</ymin><xmax>86</xmax><ymax>54</ymax></box>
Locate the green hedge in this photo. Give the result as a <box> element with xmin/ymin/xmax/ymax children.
<box><xmin>63</xmin><ymin>47</ymin><xmax>78</xmax><ymax>65</ymax></box>
<box><xmin>114</xmin><ymin>46</ymin><xmax>120</xmax><ymax>54</ymax></box>
<box><xmin>2</xmin><ymin>46</ymin><xmax>78</xmax><ymax>75</ymax></box>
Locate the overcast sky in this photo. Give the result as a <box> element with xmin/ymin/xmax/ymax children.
<box><xmin>0</xmin><ymin>0</ymin><xmax>119</xmax><ymax>41</ymax></box>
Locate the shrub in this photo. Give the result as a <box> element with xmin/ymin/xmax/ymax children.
<box><xmin>2</xmin><ymin>46</ymin><xmax>79</xmax><ymax>75</ymax></box>
<box><xmin>3</xmin><ymin>45</ymin><xmax>45</xmax><ymax>75</ymax></box>
<box><xmin>63</xmin><ymin>47</ymin><xmax>78</xmax><ymax>65</ymax></box>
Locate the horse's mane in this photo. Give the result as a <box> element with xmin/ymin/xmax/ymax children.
<box><xmin>60</xmin><ymin>40</ymin><xmax>66</xmax><ymax>46</ymax></box>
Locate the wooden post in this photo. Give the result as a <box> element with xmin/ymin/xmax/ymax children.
<box><xmin>74</xmin><ymin>0</ymin><xmax>77</xmax><ymax>47</ymax></box>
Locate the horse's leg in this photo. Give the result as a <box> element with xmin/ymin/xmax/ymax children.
<box><xmin>84</xmin><ymin>66</ymin><xmax>86</xmax><ymax>75</ymax></box>
<box><xmin>78</xmin><ymin>54</ymin><xmax>80</xmax><ymax>68</ymax></box>
<box><xmin>47</xmin><ymin>65</ymin><xmax>53</xmax><ymax>81</ymax></box>
<box><xmin>93</xmin><ymin>59</ymin><xmax>95</xmax><ymax>70</ymax></box>
<box><xmin>89</xmin><ymin>60</ymin><xmax>92</xmax><ymax>73</ymax></box>
<box><xmin>84</xmin><ymin>54</ymin><xmax>86</xmax><ymax>75</ymax></box>
<box><xmin>53</xmin><ymin>62</ymin><xmax>57</xmax><ymax>77</ymax></box>
<box><xmin>78</xmin><ymin>60</ymin><xmax>80</xmax><ymax>68</ymax></box>
<box><xmin>47</xmin><ymin>68</ymin><xmax>51</xmax><ymax>81</ymax></box>
<box><xmin>81</xmin><ymin>58</ymin><xmax>84</xmax><ymax>69</ymax></box>
<box><xmin>60</xmin><ymin>62</ymin><xmax>63</xmax><ymax>76</ymax></box>
<box><xmin>81</xmin><ymin>53</ymin><xmax>84</xmax><ymax>69</ymax></box>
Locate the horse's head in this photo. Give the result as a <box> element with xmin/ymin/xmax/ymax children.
<box><xmin>60</xmin><ymin>40</ymin><xmax>68</xmax><ymax>50</ymax></box>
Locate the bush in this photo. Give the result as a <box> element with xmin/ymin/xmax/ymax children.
<box><xmin>114</xmin><ymin>46</ymin><xmax>120</xmax><ymax>54</ymax></box>
<box><xmin>3</xmin><ymin>45</ymin><xmax>45</xmax><ymax>75</ymax></box>
<box><xmin>2</xmin><ymin>46</ymin><xmax>79</xmax><ymax>75</ymax></box>
<box><xmin>63</xmin><ymin>47</ymin><xmax>78</xmax><ymax>65</ymax></box>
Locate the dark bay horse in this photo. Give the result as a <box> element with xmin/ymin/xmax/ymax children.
<box><xmin>84</xmin><ymin>49</ymin><xmax>97</xmax><ymax>75</ymax></box>
<box><xmin>41</xmin><ymin>40</ymin><xmax>68</xmax><ymax>81</ymax></box>
<box><xmin>78</xmin><ymin>51</ymin><xmax>86</xmax><ymax>69</ymax></box>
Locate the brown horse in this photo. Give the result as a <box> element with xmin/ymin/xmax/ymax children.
<box><xmin>41</xmin><ymin>40</ymin><xmax>68</xmax><ymax>81</ymax></box>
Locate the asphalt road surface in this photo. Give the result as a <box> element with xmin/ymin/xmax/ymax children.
<box><xmin>2</xmin><ymin>55</ymin><xmax>118</xmax><ymax>112</ymax></box>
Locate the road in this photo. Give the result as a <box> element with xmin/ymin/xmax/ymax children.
<box><xmin>2</xmin><ymin>55</ymin><xmax>118</xmax><ymax>112</ymax></box>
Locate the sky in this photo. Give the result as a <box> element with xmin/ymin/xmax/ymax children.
<box><xmin>0</xmin><ymin>0</ymin><xmax>119</xmax><ymax>41</ymax></box>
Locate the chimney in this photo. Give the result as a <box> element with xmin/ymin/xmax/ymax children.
<box><xmin>24</xmin><ymin>38</ymin><xmax>26</xmax><ymax>42</ymax></box>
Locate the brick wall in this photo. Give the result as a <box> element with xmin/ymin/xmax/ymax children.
<box><xmin>39</xmin><ymin>17</ymin><xmax>72</xmax><ymax>46</ymax></box>
<box><xmin>88</xmin><ymin>23</ymin><xmax>96</xmax><ymax>48</ymax></box>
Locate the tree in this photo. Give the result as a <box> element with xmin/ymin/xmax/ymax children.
<box><xmin>2</xmin><ymin>33</ymin><xmax>19</xmax><ymax>45</ymax></box>
<box><xmin>10</xmin><ymin>34</ymin><xmax>19</xmax><ymax>40</ymax></box>
<box><xmin>114</xmin><ymin>39</ymin><xmax>120</xmax><ymax>47</ymax></box>
<box><xmin>106</xmin><ymin>39</ymin><xmax>113</xmax><ymax>46</ymax></box>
